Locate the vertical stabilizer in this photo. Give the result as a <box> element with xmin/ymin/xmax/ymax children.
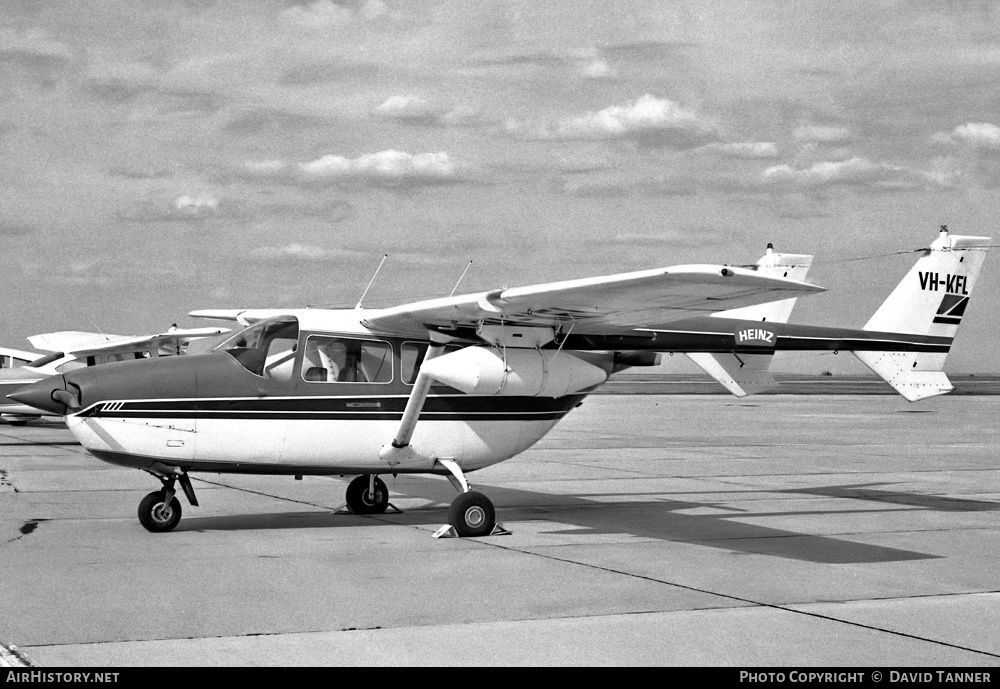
<box><xmin>855</xmin><ymin>228</ymin><xmax>990</xmax><ymax>401</ymax></box>
<box><xmin>713</xmin><ymin>245</ymin><xmax>814</xmax><ymax>322</ymax></box>
<box><xmin>691</xmin><ymin>245</ymin><xmax>813</xmax><ymax>395</ymax></box>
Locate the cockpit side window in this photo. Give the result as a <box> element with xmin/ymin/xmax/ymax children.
<box><xmin>301</xmin><ymin>335</ymin><xmax>392</xmax><ymax>383</ymax></box>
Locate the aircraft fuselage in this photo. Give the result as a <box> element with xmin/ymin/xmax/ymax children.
<box><xmin>51</xmin><ymin>333</ymin><xmax>593</xmax><ymax>477</ymax></box>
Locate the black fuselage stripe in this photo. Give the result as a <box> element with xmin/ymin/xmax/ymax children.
<box><xmin>77</xmin><ymin>394</ymin><xmax>585</xmax><ymax>421</ymax></box>
<box><xmin>86</xmin><ymin>411</ymin><xmax>570</xmax><ymax>421</ymax></box>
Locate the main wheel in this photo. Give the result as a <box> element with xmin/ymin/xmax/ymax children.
<box><xmin>138</xmin><ymin>490</ymin><xmax>182</xmax><ymax>533</ymax></box>
<box><xmin>448</xmin><ymin>491</ymin><xmax>496</xmax><ymax>538</ymax></box>
<box><xmin>345</xmin><ymin>475</ymin><xmax>389</xmax><ymax>514</ymax></box>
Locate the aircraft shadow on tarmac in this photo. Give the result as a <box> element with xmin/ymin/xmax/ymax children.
<box><xmin>781</xmin><ymin>483</ymin><xmax>1000</xmax><ymax>512</ymax></box>
<box><xmin>176</xmin><ymin>477</ymin><xmax>946</xmax><ymax>565</ymax></box>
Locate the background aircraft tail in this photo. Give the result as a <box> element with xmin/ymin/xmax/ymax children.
<box><xmin>855</xmin><ymin>228</ymin><xmax>991</xmax><ymax>401</ymax></box>
<box><xmin>689</xmin><ymin>246</ymin><xmax>813</xmax><ymax>397</ymax></box>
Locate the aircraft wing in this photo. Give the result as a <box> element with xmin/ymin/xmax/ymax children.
<box><xmin>363</xmin><ymin>264</ymin><xmax>825</xmax><ymax>337</ymax></box>
<box><xmin>189</xmin><ymin>309</ymin><xmax>303</xmax><ymax>325</ymax></box>
<box><xmin>28</xmin><ymin>328</ymin><xmax>229</xmax><ymax>355</ymax></box>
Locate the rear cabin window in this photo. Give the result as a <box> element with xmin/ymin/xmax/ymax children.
<box><xmin>301</xmin><ymin>336</ymin><xmax>392</xmax><ymax>384</ymax></box>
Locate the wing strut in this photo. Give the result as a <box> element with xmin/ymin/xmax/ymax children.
<box><xmin>378</xmin><ymin>337</ymin><xmax>448</xmax><ymax>468</ymax></box>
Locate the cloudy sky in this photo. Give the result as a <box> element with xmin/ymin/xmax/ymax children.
<box><xmin>2</xmin><ymin>0</ymin><xmax>999</xmax><ymax>373</ymax></box>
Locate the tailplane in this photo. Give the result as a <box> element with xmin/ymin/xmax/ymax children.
<box><xmin>690</xmin><ymin>245</ymin><xmax>814</xmax><ymax>397</ymax></box>
<box><xmin>855</xmin><ymin>227</ymin><xmax>990</xmax><ymax>401</ymax></box>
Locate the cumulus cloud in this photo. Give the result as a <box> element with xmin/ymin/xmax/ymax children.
<box><xmin>302</xmin><ymin>150</ymin><xmax>455</xmax><ymax>179</ymax></box>
<box><xmin>244</xmin><ymin>150</ymin><xmax>467</xmax><ymax>187</ymax></box>
<box><xmin>171</xmin><ymin>193</ymin><xmax>221</xmax><ymax>217</ymax></box>
<box><xmin>933</xmin><ymin>122</ymin><xmax>1000</xmax><ymax>151</ymax></box>
<box><xmin>505</xmin><ymin>94</ymin><xmax>716</xmax><ymax>149</ymax></box>
<box><xmin>373</xmin><ymin>95</ymin><xmax>437</xmax><ymax>123</ymax></box>
<box><xmin>578</xmin><ymin>58</ymin><xmax>615</xmax><ymax>79</ymax></box>
<box><xmin>118</xmin><ymin>193</ymin><xmax>225</xmax><ymax>223</ymax></box>
<box><xmin>762</xmin><ymin>157</ymin><xmax>954</xmax><ymax>191</ymax></box>
<box><xmin>372</xmin><ymin>96</ymin><xmax>494</xmax><ymax>128</ymax></box>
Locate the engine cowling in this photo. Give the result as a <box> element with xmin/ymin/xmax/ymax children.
<box><xmin>420</xmin><ymin>346</ymin><xmax>609</xmax><ymax>397</ymax></box>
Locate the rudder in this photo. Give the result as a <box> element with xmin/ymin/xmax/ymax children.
<box><xmin>856</xmin><ymin>227</ymin><xmax>990</xmax><ymax>401</ymax></box>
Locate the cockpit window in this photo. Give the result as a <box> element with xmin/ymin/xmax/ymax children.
<box><xmin>218</xmin><ymin>317</ymin><xmax>299</xmax><ymax>380</ymax></box>
<box><xmin>301</xmin><ymin>335</ymin><xmax>392</xmax><ymax>383</ymax></box>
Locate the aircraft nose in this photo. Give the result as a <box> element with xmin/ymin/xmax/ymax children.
<box><xmin>7</xmin><ymin>376</ymin><xmax>81</xmax><ymax>416</ymax></box>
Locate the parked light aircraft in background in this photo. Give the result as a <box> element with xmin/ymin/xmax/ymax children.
<box><xmin>0</xmin><ymin>347</ymin><xmax>40</xmax><ymax>370</ymax></box>
<box><xmin>11</xmin><ymin>228</ymin><xmax>989</xmax><ymax>536</ymax></box>
<box><xmin>0</xmin><ymin>327</ymin><xmax>228</xmax><ymax>424</ymax></box>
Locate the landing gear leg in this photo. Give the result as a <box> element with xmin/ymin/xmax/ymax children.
<box><xmin>435</xmin><ymin>459</ymin><xmax>501</xmax><ymax>538</ymax></box>
<box><xmin>137</xmin><ymin>468</ymin><xmax>197</xmax><ymax>533</ymax></box>
<box><xmin>138</xmin><ymin>477</ymin><xmax>182</xmax><ymax>533</ymax></box>
<box><xmin>345</xmin><ymin>474</ymin><xmax>389</xmax><ymax>514</ymax></box>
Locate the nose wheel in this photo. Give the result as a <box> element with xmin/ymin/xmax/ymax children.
<box><xmin>138</xmin><ymin>490</ymin><xmax>182</xmax><ymax>532</ymax></box>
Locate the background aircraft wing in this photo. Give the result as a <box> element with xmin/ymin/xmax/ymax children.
<box><xmin>28</xmin><ymin>328</ymin><xmax>229</xmax><ymax>355</ymax></box>
<box><xmin>27</xmin><ymin>331</ymin><xmax>132</xmax><ymax>352</ymax></box>
<box><xmin>363</xmin><ymin>264</ymin><xmax>825</xmax><ymax>337</ymax></box>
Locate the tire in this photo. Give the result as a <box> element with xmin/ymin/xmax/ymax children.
<box><xmin>138</xmin><ymin>490</ymin><xmax>182</xmax><ymax>533</ymax></box>
<box><xmin>345</xmin><ymin>475</ymin><xmax>389</xmax><ymax>514</ymax></box>
<box><xmin>448</xmin><ymin>491</ymin><xmax>496</xmax><ymax>538</ymax></box>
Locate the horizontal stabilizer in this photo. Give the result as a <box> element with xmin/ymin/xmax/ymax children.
<box><xmin>686</xmin><ymin>352</ymin><xmax>777</xmax><ymax>397</ymax></box>
<box><xmin>853</xmin><ymin>351</ymin><xmax>953</xmax><ymax>401</ymax></box>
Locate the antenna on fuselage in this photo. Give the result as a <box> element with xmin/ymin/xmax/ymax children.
<box><xmin>449</xmin><ymin>260</ymin><xmax>473</xmax><ymax>297</ymax></box>
<box><xmin>355</xmin><ymin>254</ymin><xmax>389</xmax><ymax>309</ymax></box>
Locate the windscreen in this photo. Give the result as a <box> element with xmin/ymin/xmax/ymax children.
<box><xmin>216</xmin><ymin>317</ymin><xmax>299</xmax><ymax>378</ymax></box>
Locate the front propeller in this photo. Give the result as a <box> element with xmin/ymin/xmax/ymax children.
<box><xmin>8</xmin><ymin>376</ymin><xmax>80</xmax><ymax>416</ymax></box>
